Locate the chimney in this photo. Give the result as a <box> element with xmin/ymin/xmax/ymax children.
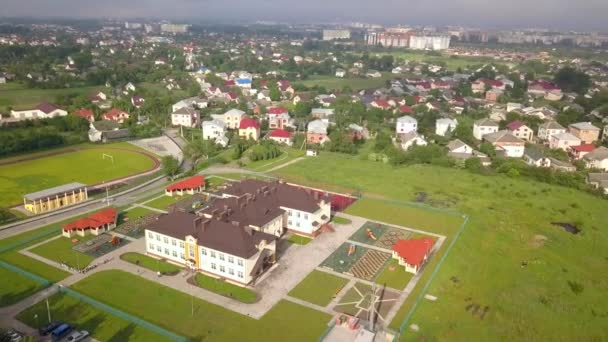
<box><xmin>200</xmin><ymin>219</ymin><xmax>210</xmax><ymax>232</ymax></box>
<box><xmin>306</xmin><ymin>188</ymin><xmax>312</xmax><ymax>195</ymax></box>
<box><xmin>314</xmin><ymin>192</ymin><xmax>319</xmax><ymax>200</ymax></box>
<box><xmin>244</xmin><ymin>226</ymin><xmax>253</xmax><ymax>236</ymax></box>
<box><xmin>231</xmin><ymin>220</ymin><xmax>240</xmax><ymax>227</ymax></box>
<box><xmin>193</xmin><ymin>216</ymin><xmax>204</xmax><ymax>230</ymax></box>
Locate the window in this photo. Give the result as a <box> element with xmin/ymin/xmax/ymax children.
<box><xmin>237</xmin><ymin>271</ymin><xmax>244</xmax><ymax>278</ymax></box>
<box><xmin>189</xmin><ymin>248</ymin><xmax>195</xmax><ymax>258</ymax></box>
<box><xmin>201</xmin><ymin>248</ymin><xmax>207</xmax><ymax>256</ymax></box>
<box><xmin>288</xmin><ymin>220</ymin><xmax>292</xmax><ymax>226</ymax></box>
<box><xmin>296</xmin><ymin>222</ymin><xmax>300</xmax><ymax>228</ymax></box>
<box><xmin>156</xmin><ymin>234</ymin><xmax>161</xmax><ymax>241</ymax></box>
<box><xmin>220</xmin><ymin>265</ymin><xmax>225</xmax><ymax>273</ymax></box>
<box><xmin>164</xmin><ymin>248</ymin><xmax>169</xmax><ymax>255</ymax></box>
<box><xmin>156</xmin><ymin>245</ymin><xmax>161</xmax><ymax>252</ymax></box>
<box><xmin>304</xmin><ymin>214</ymin><xmax>308</xmax><ymax>220</ymax></box>
<box><xmin>148</xmin><ymin>232</ymin><xmax>153</xmax><ymax>238</ymax></box>
<box><xmin>210</xmin><ymin>251</ymin><xmax>216</xmax><ymax>258</ymax></box>
<box><xmin>163</xmin><ymin>237</ymin><xmax>169</xmax><ymax>244</ymax></box>
<box><xmin>171</xmin><ymin>239</ymin><xmax>176</xmax><ymax>246</ymax></box>
<box><xmin>172</xmin><ymin>251</ymin><xmax>178</xmax><ymax>257</ymax></box>
<box><xmin>179</xmin><ymin>241</ymin><xmax>184</xmax><ymax>248</ymax></box>
<box><xmin>229</xmin><ymin>268</ymin><xmax>234</xmax><ymax>275</ymax></box>
<box><xmin>238</xmin><ymin>259</ymin><xmax>243</xmax><ymax>266</ymax></box>
<box><xmin>211</xmin><ymin>263</ymin><xmax>217</xmax><ymax>270</ymax></box>
<box><xmin>219</xmin><ymin>253</ymin><xmax>225</xmax><ymax>261</ymax></box>
<box><xmin>288</xmin><ymin>211</ymin><xmax>292</xmax><ymax>216</ymax></box>
<box><xmin>297</xmin><ymin>212</ymin><xmax>300</xmax><ymax>218</ymax></box>
<box><xmin>180</xmin><ymin>253</ymin><xmax>185</xmax><ymax>260</ymax></box>
<box><xmin>228</xmin><ymin>256</ymin><xmax>234</xmax><ymax>263</ymax></box>
<box><xmin>149</xmin><ymin>243</ymin><xmax>154</xmax><ymax>250</ymax></box>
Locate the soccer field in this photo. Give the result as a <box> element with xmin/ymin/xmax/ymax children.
<box><xmin>0</xmin><ymin>144</ymin><xmax>158</xmax><ymax>208</ymax></box>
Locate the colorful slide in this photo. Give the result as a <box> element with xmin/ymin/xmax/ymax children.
<box><xmin>366</xmin><ymin>228</ymin><xmax>377</xmax><ymax>241</ymax></box>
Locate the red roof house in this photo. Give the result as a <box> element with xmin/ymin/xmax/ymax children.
<box><xmin>165</xmin><ymin>175</ymin><xmax>206</xmax><ymax>196</ymax></box>
<box><xmin>569</xmin><ymin>143</ymin><xmax>596</xmax><ymax>160</ymax></box>
<box><xmin>268</xmin><ymin>107</ymin><xmax>289</xmax><ymax>115</ymax></box>
<box><xmin>268</xmin><ymin>129</ymin><xmax>293</xmax><ymax>146</ymax></box>
<box><xmin>239</xmin><ymin>118</ymin><xmax>260</xmax><ymax>129</ymax></box>
<box><xmin>102</xmin><ymin>108</ymin><xmax>130</xmax><ymax>123</ymax></box>
<box><xmin>73</xmin><ymin>109</ymin><xmax>95</xmax><ymax>122</ymax></box>
<box><xmin>392</xmin><ymin>238</ymin><xmax>435</xmax><ymax>274</ymax></box>
<box><xmin>62</xmin><ymin>207</ymin><xmax>118</xmax><ymax>238</ymax></box>
<box><xmin>371</xmin><ymin>99</ymin><xmax>391</xmax><ymax>110</ymax></box>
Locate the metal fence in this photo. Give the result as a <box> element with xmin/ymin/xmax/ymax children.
<box><xmin>0</xmin><ymin>260</ymin><xmax>50</xmax><ymax>287</ymax></box>
<box><xmin>59</xmin><ymin>287</ymin><xmax>188</xmax><ymax>342</ymax></box>
<box><xmin>0</xmin><ymin>226</ymin><xmax>58</xmax><ymax>254</ymax></box>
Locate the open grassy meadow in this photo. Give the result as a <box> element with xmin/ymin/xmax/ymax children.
<box><xmin>273</xmin><ymin>153</ymin><xmax>608</xmax><ymax>340</ymax></box>
<box><xmin>0</xmin><ymin>266</ymin><xmax>44</xmax><ymax>307</ymax></box>
<box><xmin>17</xmin><ymin>293</ymin><xmax>172</xmax><ymax>342</ymax></box>
<box><xmin>70</xmin><ymin>270</ymin><xmax>331</xmax><ymax>342</ymax></box>
<box><xmin>288</xmin><ymin>270</ymin><xmax>349</xmax><ymax>307</ymax></box>
<box><xmin>0</xmin><ymin>143</ymin><xmax>157</xmax><ymax>207</ymax></box>
<box><xmin>0</xmin><ymin>83</ymin><xmax>104</xmax><ymax>111</ymax></box>
<box><xmin>297</xmin><ymin>73</ymin><xmax>394</xmax><ymax>91</ymax></box>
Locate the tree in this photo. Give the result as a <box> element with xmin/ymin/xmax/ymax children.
<box><xmin>269</xmin><ymin>86</ymin><xmax>281</xmax><ymax>101</ymax></box>
<box><xmin>554</xmin><ymin>67</ymin><xmax>591</xmax><ymax>94</ymax></box>
<box><xmin>183</xmin><ymin>139</ymin><xmax>219</xmax><ymax>167</ymax></box>
<box><xmin>464</xmin><ymin>157</ymin><xmax>483</xmax><ymax>172</ymax></box>
<box><xmin>161</xmin><ymin>156</ymin><xmax>180</xmax><ymax>176</ymax></box>
<box><xmin>479</xmin><ymin>142</ymin><xmax>496</xmax><ymax>158</ymax></box>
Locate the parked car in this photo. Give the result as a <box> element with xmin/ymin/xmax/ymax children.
<box><xmin>50</xmin><ymin>323</ymin><xmax>73</xmax><ymax>341</ymax></box>
<box><xmin>40</xmin><ymin>321</ymin><xmax>62</xmax><ymax>335</ymax></box>
<box><xmin>6</xmin><ymin>330</ymin><xmax>23</xmax><ymax>342</ymax></box>
<box><xmin>63</xmin><ymin>330</ymin><xmax>89</xmax><ymax>342</ymax></box>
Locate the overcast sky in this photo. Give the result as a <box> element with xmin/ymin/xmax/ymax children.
<box><xmin>2</xmin><ymin>0</ymin><xmax>607</xmax><ymax>31</ymax></box>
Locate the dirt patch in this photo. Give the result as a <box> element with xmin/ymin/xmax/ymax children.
<box><xmin>551</xmin><ymin>222</ymin><xmax>580</xmax><ymax>235</ymax></box>
<box><xmin>530</xmin><ymin>235</ymin><xmax>548</xmax><ymax>248</ymax></box>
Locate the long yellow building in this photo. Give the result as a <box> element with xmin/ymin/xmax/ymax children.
<box><xmin>24</xmin><ymin>182</ymin><xmax>88</xmax><ymax>214</ymax></box>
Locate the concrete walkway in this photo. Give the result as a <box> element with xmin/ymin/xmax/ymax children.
<box><xmin>263</xmin><ymin>157</ymin><xmax>304</xmax><ymax>172</ymax></box>
<box><xmin>132</xmin><ymin>203</ymin><xmax>168</xmax><ymax>214</ymax></box>
<box><xmin>284</xmin><ymin>295</ymin><xmax>333</xmax><ymax>314</ymax></box>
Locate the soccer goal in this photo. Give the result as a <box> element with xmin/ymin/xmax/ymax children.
<box><xmin>102</xmin><ymin>153</ymin><xmax>115</xmax><ymax>164</ymax></box>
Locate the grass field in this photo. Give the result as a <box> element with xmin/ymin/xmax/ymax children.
<box><xmin>297</xmin><ymin>73</ymin><xmax>394</xmax><ymax>91</ymax></box>
<box><xmin>375</xmin><ymin>51</ymin><xmax>495</xmax><ymax>71</ymax></box>
<box><xmin>0</xmin><ymin>266</ymin><xmax>44</xmax><ymax>307</ymax></box>
<box><xmin>375</xmin><ymin>259</ymin><xmax>414</xmax><ymax>290</ymax></box>
<box><xmin>0</xmin><ymin>143</ymin><xmax>158</xmax><ymax>207</ymax></box>
<box><xmin>193</xmin><ymin>273</ymin><xmax>258</xmax><ymax>303</ymax></box>
<box><xmin>71</xmin><ymin>270</ymin><xmax>331</xmax><ymax>342</ymax></box>
<box><xmin>0</xmin><ymin>83</ymin><xmax>103</xmax><ymax>111</ymax></box>
<box><xmin>29</xmin><ymin>235</ymin><xmax>95</xmax><ymax>269</ymax></box>
<box><xmin>244</xmin><ymin>148</ymin><xmax>306</xmax><ymax>172</ymax></box>
<box><xmin>288</xmin><ymin>270</ymin><xmax>349</xmax><ymax>307</ymax></box>
<box><xmin>120</xmin><ymin>252</ymin><xmax>182</xmax><ymax>275</ymax></box>
<box><xmin>143</xmin><ymin>195</ymin><xmax>187</xmax><ymax>210</ymax></box>
<box><xmin>17</xmin><ymin>293</ymin><xmax>171</xmax><ymax>342</ymax></box>
<box><xmin>333</xmin><ymin>216</ymin><xmax>352</xmax><ymax>225</ymax></box>
<box><xmin>273</xmin><ymin>153</ymin><xmax>608</xmax><ymax>340</ymax></box>
<box><xmin>120</xmin><ymin>207</ymin><xmax>153</xmax><ymax>222</ymax></box>
<box><xmin>286</xmin><ymin>234</ymin><xmax>312</xmax><ymax>245</ymax></box>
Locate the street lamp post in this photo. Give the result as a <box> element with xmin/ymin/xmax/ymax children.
<box><xmin>34</xmin><ymin>314</ymin><xmax>38</xmax><ymax>329</ymax></box>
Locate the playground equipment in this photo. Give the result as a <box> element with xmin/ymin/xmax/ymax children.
<box><xmin>348</xmin><ymin>244</ymin><xmax>356</xmax><ymax>256</ymax></box>
<box><xmin>109</xmin><ymin>235</ymin><xmax>120</xmax><ymax>245</ymax></box>
<box><xmin>336</xmin><ymin>315</ymin><xmax>360</xmax><ymax>330</ymax></box>
<box><xmin>366</xmin><ymin>228</ymin><xmax>377</xmax><ymax>241</ymax></box>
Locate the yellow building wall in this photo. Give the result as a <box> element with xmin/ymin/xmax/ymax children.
<box><xmin>24</xmin><ymin>188</ymin><xmax>88</xmax><ymax>214</ymax></box>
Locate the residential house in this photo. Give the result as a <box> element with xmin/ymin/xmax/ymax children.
<box><xmin>89</xmin><ymin>91</ymin><xmax>107</xmax><ymax>104</ymax></box>
<box><xmin>485</xmin><ymin>89</ymin><xmax>503</xmax><ymax>102</ymax></box>
<box><xmin>307</xmin><ymin>120</ymin><xmax>330</xmax><ymax>145</ymax></box>
<box><xmin>348</xmin><ymin>124</ymin><xmax>366</xmax><ymax>141</ymax></box>
<box><xmin>131</xmin><ymin>96</ymin><xmax>145</xmax><ymax>109</ymax></box>
<box><xmin>569</xmin><ymin>144</ymin><xmax>596</xmax><ymax>160</ymax></box>
<box><xmin>523</xmin><ymin>147</ymin><xmax>551</xmax><ymax>167</ymax></box>
<box><xmin>396</xmin><ymin>115</ymin><xmax>418</xmax><ymax>134</ymax></box>
<box><xmin>538</xmin><ymin>121</ymin><xmax>566</xmax><ymax>141</ymax></box>
<box><xmin>506</xmin><ymin>121</ymin><xmax>534</xmax><ymax>141</ymax></box>
<box><xmin>397</xmin><ymin>105</ymin><xmax>413</xmax><ymax>115</ymax></box>
<box><xmin>446</xmin><ymin>139</ymin><xmax>491</xmax><ymax>165</ymax></box>
<box><xmin>73</xmin><ymin>109</ymin><xmax>95</xmax><ymax>122</ymax></box>
<box><xmin>267</xmin><ymin>129</ymin><xmax>293</xmax><ymax>146</ymax></box>
<box><xmin>88</xmin><ymin>120</ymin><xmax>131</xmax><ymax>143</ymax></box>
<box><xmin>583</xmin><ymin>147</ymin><xmax>608</xmax><ymax>171</ymax></box>
<box><xmin>171</xmin><ymin>107</ymin><xmax>200</xmax><ymax>128</ymax></box>
<box><xmin>397</xmin><ymin>132</ymin><xmax>427</xmax><ymax>150</ymax></box>
<box><xmin>473</xmin><ymin>118</ymin><xmax>499</xmax><ymax>140</ymax></box>
<box><xmin>213</xmin><ymin>109</ymin><xmax>245</xmax><ymax>129</ymax></box>
<box><xmin>202</xmin><ymin>119</ymin><xmax>228</xmax><ymax>147</ymax></box>
<box><xmin>568</xmin><ymin>122</ymin><xmax>600</xmax><ymax>144</ymax></box>
<box><xmin>435</xmin><ymin>118</ymin><xmax>458</xmax><ymax>136</ymax></box>
<box><xmin>239</xmin><ymin>118</ymin><xmax>261</xmax><ymax>141</ymax></box>
<box><xmin>124</xmin><ymin>82</ymin><xmax>136</xmax><ymax>93</ymax></box>
<box><xmin>102</xmin><ymin>108</ymin><xmax>130</xmax><ymax>123</ymax></box>
<box><xmin>471</xmin><ymin>79</ymin><xmax>504</xmax><ymax>94</ymax></box>
<box><xmin>311</xmin><ymin>108</ymin><xmax>335</xmax><ymax>119</ymax></box>
<box><xmin>483</xmin><ymin>130</ymin><xmax>525</xmax><ymax>157</ymax></box>
<box><xmin>10</xmin><ymin>103</ymin><xmax>67</xmax><ymax>121</ymax></box>
<box><xmin>447</xmin><ymin>139</ymin><xmax>473</xmax><ymax>154</ymax></box>
<box><xmin>507</xmin><ymin>102</ymin><xmax>523</xmax><ymax>112</ymax></box>
<box><xmin>549</xmin><ymin>132</ymin><xmax>581</xmax><ymax>151</ymax></box>
<box><xmin>266</xmin><ymin>107</ymin><xmax>292</xmax><ymax>129</ymax></box>
<box><xmin>392</xmin><ymin>238</ymin><xmax>435</xmax><ymax>274</ymax></box>
<box><xmin>366</xmin><ymin>70</ymin><xmax>382</xmax><ymax>78</ymax></box>
<box><xmin>370</xmin><ymin>99</ymin><xmax>391</xmax><ymax>110</ymax></box>
<box><xmin>335</xmin><ymin>69</ymin><xmax>346</xmax><ymax>78</ymax></box>
<box><xmin>172</xmin><ymin>97</ymin><xmax>208</xmax><ymax>112</ymax></box>
<box><xmin>586</xmin><ymin>173</ymin><xmax>608</xmax><ymax>194</ymax></box>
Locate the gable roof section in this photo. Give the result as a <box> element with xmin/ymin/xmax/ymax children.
<box><xmin>239</xmin><ymin>118</ymin><xmax>260</xmax><ymax>129</ymax></box>
<box><xmin>63</xmin><ymin>208</ymin><xmax>117</xmax><ymax>231</ymax></box>
<box><xmin>392</xmin><ymin>238</ymin><xmax>435</xmax><ymax>268</ymax></box>
<box><xmin>166</xmin><ymin>176</ymin><xmax>205</xmax><ymax>192</ymax></box>
<box><xmin>269</xmin><ymin>129</ymin><xmax>292</xmax><ymax>138</ymax></box>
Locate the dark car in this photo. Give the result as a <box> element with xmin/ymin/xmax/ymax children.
<box><xmin>39</xmin><ymin>321</ymin><xmax>62</xmax><ymax>336</ymax></box>
<box><xmin>50</xmin><ymin>323</ymin><xmax>73</xmax><ymax>341</ymax></box>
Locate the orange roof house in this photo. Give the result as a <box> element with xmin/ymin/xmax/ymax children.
<box><xmin>62</xmin><ymin>207</ymin><xmax>118</xmax><ymax>238</ymax></box>
<box><xmin>391</xmin><ymin>237</ymin><xmax>435</xmax><ymax>274</ymax></box>
<box><xmin>165</xmin><ymin>175</ymin><xmax>205</xmax><ymax>196</ymax></box>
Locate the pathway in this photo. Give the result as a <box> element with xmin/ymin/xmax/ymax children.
<box><xmin>264</xmin><ymin>157</ymin><xmax>304</xmax><ymax>172</ymax></box>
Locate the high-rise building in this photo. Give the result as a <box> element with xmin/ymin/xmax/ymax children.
<box><xmin>322</xmin><ymin>29</ymin><xmax>351</xmax><ymax>41</ymax></box>
<box><xmin>124</xmin><ymin>22</ymin><xmax>142</xmax><ymax>29</ymax></box>
<box><xmin>366</xmin><ymin>31</ymin><xmax>413</xmax><ymax>47</ymax></box>
<box><xmin>161</xmin><ymin>24</ymin><xmax>189</xmax><ymax>34</ymax></box>
<box><xmin>409</xmin><ymin>34</ymin><xmax>451</xmax><ymax>50</ymax></box>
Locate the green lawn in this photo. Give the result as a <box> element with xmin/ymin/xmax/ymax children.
<box><xmin>377</xmin><ymin>51</ymin><xmax>495</xmax><ymax>71</ymax></box>
<box><xmin>0</xmin><ymin>144</ymin><xmax>157</xmax><ymax>207</ymax></box>
<box><xmin>193</xmin><ymin>273</ymin><xmax>258</xmax><ymax>303</ymax></box>
<box><xmin>287</xmin><ymin>234</ymin><xmax>312</xmax><ymax>245</ymax></box>
<box><xmin>0</xmin><ymin>83</ymin><xmax>104</xmax><ymax>111</ymax></box>
<box><xmin>333</xmin><ymin>216</ymin><xmax>352</xmax><ymax>225</ymax></box>
<box><xmin>0</xmin><ymin>251</ymin><xmax>70</xmax><ymax>282</ymax></box>
<box><xmin>244</xmin><ymin>148</ymin><xmax>306</xmax><ymax>172</ymax></box>
<box><xmin>375</xmin><ymin>259</ymin><xmax>414</xmax><ymax>290</ymax></box>
<box><xmin>120</xmin><ymin>252</ymin><xmax>182</xmax><ymax>275</ymax></box>
<box><xmin>297</xmin><ymin>73</ymin><xmax>394</xmax><ymax>91</ymax></box>
<box><xmin>29</xmin><ymin>235</ymin><xmax>95</xmax><ymax>269</ymax></box>
<box><xmin>143</xmin><ymin>195</ymin><xmax>186</xmax><ymax>210</ymax></box>
<box><xmin>16</xmin><ymin>293</ymin><xmax>172</xmax><ymax>342</ymax></box>
<box><xmin>273</xmin><ymin>153</ymin><xmax>608</xmax><ymax>340</ymax></box>
<box><xmin>0</xmin><ymin>266</ymin><xmax>44</xmax><ymax>307</ymax></box>
<box><xmin>119</xmin><ymin>207</ymin><xmax>153</xmax><ymax>222</ymax></box>
<box><xmin>71</xmin><ymin>270</ymin><xmax>331</xmax><ymax>342</ymax></box>
<box><xmin>206</xmin><ymin>176</ymin><xmax>231</xmax><ymax>189</ymax></box>
<box><xmin>288</xmin><ymin>270</ymin><xmax>349</xmax><ymax>307</ymax></box>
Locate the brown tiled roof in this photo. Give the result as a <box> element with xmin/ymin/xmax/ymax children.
<box><xmin>200</xmin><ymin>194</ymin><xmax>285</xmax><ymax>228</ymax></box>
<box><xmin>218</xmin><ymin>179</ymin><xmax>329</xmax><ymax>213</ymax></box>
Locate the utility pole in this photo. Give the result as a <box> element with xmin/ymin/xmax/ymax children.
<box><xmin>105</xmin><ymin>183</ymin><xmax>110</xmax><ymax>207</ymax></box>
<box><xmin>46</xmin><ymin>298</ymin><xmax>51</xmax><ymax>323</ymax></box>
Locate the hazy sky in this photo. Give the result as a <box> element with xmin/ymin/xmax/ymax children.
<box><xmin>1</xmin><ymin>0</ymin><xmax>607</xmax><ymax>31</ymax></box>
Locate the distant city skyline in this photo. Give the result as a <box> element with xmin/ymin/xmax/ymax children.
<box><xmin>1</xmin><ymin>0</ymin><xmax>608</xmax><ymax>32</ymax></box>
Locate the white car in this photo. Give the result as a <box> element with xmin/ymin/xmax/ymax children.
<box><xmin>63</xmin><ymin>330</ymin><xmax>89</xmax><ymax>342</ymax></box>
